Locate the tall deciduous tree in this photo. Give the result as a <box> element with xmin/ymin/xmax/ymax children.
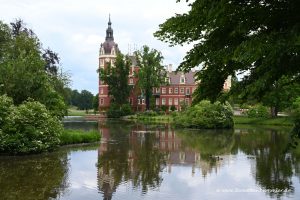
<box><xmin>77</xmin><ymin>90</ymin><xmax>94</xmax><ymax>111</ymax></box>
<box><xmin>0</xmin><ymin>19</ymin><xmax>69</xmax><ymax>118</ymax></box>
<box><xmin>99</xmin><ymin>53</ymin><xmax>131</xmax><ymax>106</ymax></box>
<box><xmin>134</xmin><ymin>45</ymin><xmax>166</xmax><ymax>110</ymax></box>
<box><xmin>154</xmin><ymin>0</ymin><xmax>300</xmax><ymax>103</ymax></box>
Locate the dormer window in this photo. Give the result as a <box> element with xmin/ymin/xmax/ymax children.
<box><xmin>180</xmin><ymin>74</ymin><xmax>186</xmax><ymax>84</ymax></box>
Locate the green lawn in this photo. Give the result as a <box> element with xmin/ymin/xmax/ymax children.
<box><xmin>67</xmin><ymin>107</ymin><xmax>96</xmax><ymax>116</ymax></box>
<box><xmin>233</xmin><ymin>115</ymin><xmax>293</xmax><ymax>126</ymax></box>
<box><xmin>127</xmin><ymin>113</ymin><xmax>294</xmax><ymax>126</ymax></box>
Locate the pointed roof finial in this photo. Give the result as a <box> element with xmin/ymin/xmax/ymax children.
<box><xmin>108</xmin><ymin>14</ymin><xmax>111</xmax><ymax>26</ymax></box>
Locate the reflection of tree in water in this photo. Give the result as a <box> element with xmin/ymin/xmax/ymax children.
<box><xmin>0</xmin><ymin>150</ymin><xmax>69</xmax><ymax>200</ymax></box>
<box><xmin>98</xmin><ymin>122</ymin><xmax>166</xmax><ymax>199</ymax></box>
<box><xmin>175</xmin><ymin>129</ymin><xmax>235</xmax><ymax>177</ymax></box>
<box><xmin>234</xmin><ymin>128</ymin><xmax>295</xmax><ymax>198</ymax></box>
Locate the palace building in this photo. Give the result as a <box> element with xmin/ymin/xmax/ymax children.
<box><xmin>98</xmin><ymin>17</ymin><xmax>231</xmax><ymax>112</ymax></box>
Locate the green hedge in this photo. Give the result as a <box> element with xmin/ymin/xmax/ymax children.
<box><xmin>173</xmin><ymin>100</ymin><xmax>234</xmax><ymax>129</ymax></box>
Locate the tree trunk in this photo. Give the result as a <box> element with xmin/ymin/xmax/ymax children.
<box><xmin>270</xmin><ymin>106</ymin><xmax>278</xmax><ymax>118</ymax></box>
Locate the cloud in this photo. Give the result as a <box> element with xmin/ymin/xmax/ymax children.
<box><xmin>0</xmin><ymin>0</ymin><xmax>192</xmax><ymax>94</ymax></box>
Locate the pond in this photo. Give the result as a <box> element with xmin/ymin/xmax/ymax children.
<box><xmin>0</xmin><ymin>120</ymin><xmax>300</xmax><ymax>200</ymax></box>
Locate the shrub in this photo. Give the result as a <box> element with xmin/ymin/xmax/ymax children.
<box><xmin>140</xmin><ymin>110</ymin><xmax>157</xmax><ymax>117</ymax></box>
<box><xmin>170</xmin><ymin>105</ymin><xmax>176</xmax><ymax>112</ymax></box>
<box><xmin>106</xmin><ymin>103</ymin><xmax>122</xmax><ymax>118</ymax></box>
<box><xmin>292</xmin><ymin>97</ymin><xmax>300</xmax><ymax>123</ymax></box>
<box><xmin>0</xmin><ymin>100</ymin><xmax>63</xmax><ymax>154</ymax></box>
<box><xmin>0</xmin><ymin>95</ymin><xmax>13</xmax><ymax>127</ymax></box>
<box><xmin>160</xmin><ymin>105</ymin><xmax>168</xmax><ymax>113</ymax></box>
<box><xmin>121</xmin><ymin>103</ymin><xmax>132</xmax><ymax>116</ymax></box>
<box><xmin>107</xmin><ymin>103</ymin><xmax>133</xmax><ymax>118</ymax></box>
<box><xmin>247</xmin><ymin>105</ymin><xmax>269</xmax><ymax>118</ymax></box>
<box><xmin>173</xmin><ymin>100</ymin><xmax>234</xmax><ymax>129</ymax></box>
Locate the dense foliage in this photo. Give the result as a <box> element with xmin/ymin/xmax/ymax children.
<box><xmin>135</xmin><ymin>45</ymin><xmax>167</xmax><ymax>110</ymax></box>
<box><xmin>99</xmin><ymin>53</ymin><xmax>131</xmax><ymax>106</ymax></box>
<box><xmin>106</xmin><ymin>103</ymin><xmax>132</xmax><ymax>118</ymax></box>
<box><xmin>173</xmin><ymin>100</ymin><xmax>234</xmax><ymax>129</ymax></box>
<box><xmin>155</xmin><ymin>0</ymin><xmax>300</xmax><ymax>103</ymax></box>
<box><xmin>0</xmin><ymin>19</ymin><xmax>69</xmax><ymax>118</ymax></box>
<box><xmin>69</xmin><ymin>89</ymin><xmax>94</xmax><ymax>111</ymax></box>
<box><xmin>0</xmin><ymin>95</ymin><xmax>63</xmax><ymax>154</ymax></box>
<box><xmin>247</xmin><ymin>105</ymin><xmax>269</xmax><ymax>118</ymax></box>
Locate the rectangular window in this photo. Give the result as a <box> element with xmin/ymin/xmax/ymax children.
<box><xmin>169</xmin><ymin>88</ymin><xmax>173</xmax><ymax>94</ymax></box>
<box><xmin>169</xmin><ymin>98</ymin><xmax>172</xmax><ymax>105</ymax></box>
<box><xmin>142</xmin><ymin>99</ymin><xmax>145</xmax><ymax>104</ymax></box>
<box><xmin>174</xmin><ymin>88</ymin><xmax>178</xmax><ymax>94</ymax></box>
<box><xmin>100</xmin><ymin>98</ymin><xmax>104</xmax><ymax>105</ymax></box>
<box><xmin>180</xmin><ymin>88</ymin><xmax>185</xmax><ymax>94</ymax></box>
<box><xmin>100</xmin><ymin>88</ymin><xmax>104</xmax><ymax>94</ymax></box>
<box><xmin>186</xmin><ymin>88</ymin><xmax>190</xmax><ymax>95</ymax></box>
<box><xmin>162</xmin><ymin>98</ymin><xmax>166</xmax><ymax>105</ymax></box>
<box><xmin>129</xmin><ymin>78</ymin><xmax>133</xmax><ymax>84</ymax></box>
<box><xmin>156</xmin><ymin>98</ymin><xmax>160</xmax><ymax>105</ymax></box>
<box><xmin>174</xmin><ymin>98</ymin><xmax>178</xmax><ymax>105</ymax></box>
<box><xmin>162</xmin><ymin>88</ymin><xmax>166</xmax><ymax>94</ymax></box>
<box><xmin>185</xmin><ymin>98</ymin><xmax>189</xmax><ymax>105</ymax></box>
<box><xmin>156</xmin><ymin>88</ymin><xmax>160</xmax><ymax>93</ymax></box>
<box><xmin>180</xmin><ymin>98</ymin><xmax>184</xmax><ymax>103</ymax></box>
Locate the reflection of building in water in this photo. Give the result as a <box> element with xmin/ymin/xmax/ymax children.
<box><xmin>97</xmin><ymin>124</ymin><xmax>228</xmax><ymax>199</ymax></box>
<box><xmin>128</xmin><ymin>124</ymin><xmax>226</xmax><ymax>177</ymax></box>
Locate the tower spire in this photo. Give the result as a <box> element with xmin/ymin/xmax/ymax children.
<box><xmin>108</xmin><ymin>14</ymin><xmax>111</xmax><ymax>25</ymax></box>
<box><xmin>105</xmin><ymin>14</ymin><xmax>114</xmax><ymax>41</ymax></box>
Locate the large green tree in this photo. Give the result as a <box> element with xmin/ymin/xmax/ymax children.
<box><xmin>77</xmin><ymin>90</ymin><xmax>94</xmax><ymax>111</ymax></box>
<box><xmin>134</xmin><ymin>45</ymin><xmax>166</xmax><ymax>110</ymax></box>
<box><xmin>0</xmin><ymin>19</ymin><xmax>69</xmax><ymax>118</ymax></box>
<box><xmin>99</xmin><ymin>53</ymin><xmax>131</xmax><ymax>106</ymax></box>
<box><xmin>154</xmin><ymin>0</ymin><xmax>300</xmax><ymax>103</ymax></box>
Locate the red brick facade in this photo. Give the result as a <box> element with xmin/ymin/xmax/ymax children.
<box><xmin>98</xmin><ymin>19</ymin><xmax>231</xmax><ymax>112</ymax></box>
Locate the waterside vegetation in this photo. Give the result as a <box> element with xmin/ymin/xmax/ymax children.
<box><xmin>59</xmin><ymin>129</ymin><xmax>101</xmax><ymax>145</ymax></box>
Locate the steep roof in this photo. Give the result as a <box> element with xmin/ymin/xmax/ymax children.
<box><xmin>167</xmin><ymin>71</ymin><xmax>197</xmax><ymax>85</ymax></box>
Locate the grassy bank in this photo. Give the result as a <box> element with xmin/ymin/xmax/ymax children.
<box><xmin>126</xmin><ymin>114</ymin><xmax>173</xmax><ymax>123</ymax></box>
<box><xmin>60</xmin><ymin>129</ymin><xmax>101</xmax><ymax>145</ymax></box>
<box><xmin>67</xmin><ymin>107</ymin><xmax>96</xmax><ymax>116</ymax></box>
<box><xmin>126</xmin><ymin>113</ymin><xmax>294</xmax><ymax>127</ymax></box>
<box><xmin>233</xmin><ymin>116</ymin><xmax>293</xmax><ymax>126</ymax></box>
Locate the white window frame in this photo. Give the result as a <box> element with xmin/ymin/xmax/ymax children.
<box><xmin>180</xmin><ymin>88</ymin><xmax>185</xmax><ymax>94</ymax></box>
<box><xmin>169</xmin><ymin>98</ymin><xmax>172</xmax><ymax>105</ymax></box>
<box><xmin>174</xmin><ymin>88</ymin><xmax>178</xmax><ymax>94</ymax></box>
<box><xmin>162</xmin><ymin>98</ymin><xmax>166</xmax><ymax>105</ymax></box>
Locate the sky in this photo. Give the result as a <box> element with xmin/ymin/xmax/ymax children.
<box><xmin>0</xmin><ymin>0</ymin><xmax>192</xmax><ymax>94</ymax></box>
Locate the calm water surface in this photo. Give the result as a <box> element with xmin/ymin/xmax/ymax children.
<box><xmin>0</xmin><ymin>120</ymin><xmax>300</xmax><ymax>200</ymax></box>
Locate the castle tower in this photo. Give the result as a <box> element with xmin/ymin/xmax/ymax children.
<box><xmin>99</xmin><ymin>15</ymin><xmax>119</xmax><ymax>111</ymax></box>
